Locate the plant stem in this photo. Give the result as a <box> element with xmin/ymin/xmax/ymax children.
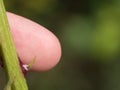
<box><xmin>0</xmin><ymin>0</ymin><xmax>28</xmax><ymax>90</ymax></box>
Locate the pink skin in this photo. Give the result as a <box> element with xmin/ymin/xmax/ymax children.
<box><xmin>7</xmin><ymin>12</ymin><xmax>61</xmax><ymax>71</ymax></box>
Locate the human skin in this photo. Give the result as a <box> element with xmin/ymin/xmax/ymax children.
<box><xmin>7</xmin><ymin>12</ymin><xmax>61</xmax><ymax>71</ymax></box>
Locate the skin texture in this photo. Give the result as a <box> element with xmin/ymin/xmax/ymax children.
<box><xmin>7</xmin><ymin>12</ymin><xmax>61</xmax><ymax>71</ymax></box>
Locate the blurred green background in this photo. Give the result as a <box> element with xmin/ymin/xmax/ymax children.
<box><xmin>0</xmin><ymin>0</ymin><xmax>120</xmax><ymax>90</ymax></box>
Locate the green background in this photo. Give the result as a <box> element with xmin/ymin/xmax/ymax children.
<box><xmin>0</xmin><ymin>0</ymin><xmax>120</xmax><ymax>90</ymax></box>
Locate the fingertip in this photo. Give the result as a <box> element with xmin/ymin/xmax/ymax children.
<box><xmin>7</xmin><ymin>12</ymin><xmax>61</xmax><ymax>71</ymax></box>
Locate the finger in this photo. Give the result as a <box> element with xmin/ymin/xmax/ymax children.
<box><xmin>7</xmin><ymin>12</ymin><xmax>61</xmax><ymax>71</ymax></box>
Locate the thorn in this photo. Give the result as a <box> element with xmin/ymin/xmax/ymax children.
<box><xmin>27</xmin><ymin>57</ymin><xmax>36</xmax><ymax>70</ymax></box>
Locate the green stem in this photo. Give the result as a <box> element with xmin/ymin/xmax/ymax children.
<box><xmin>0</xmin><ymin>0</ymin><xmax>28</xmax><ymax>90</ymax></box>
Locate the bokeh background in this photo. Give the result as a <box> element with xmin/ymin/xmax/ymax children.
<box><xmin>0</xmin><ymin>0</ymin><xmax>120</xmax><ymax>90</ymax></box>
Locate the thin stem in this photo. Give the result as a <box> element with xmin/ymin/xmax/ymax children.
<box><xmin>0</xmin><ymin>0</ymin><xmax>28</xmax><ymax>90</ymax></box>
